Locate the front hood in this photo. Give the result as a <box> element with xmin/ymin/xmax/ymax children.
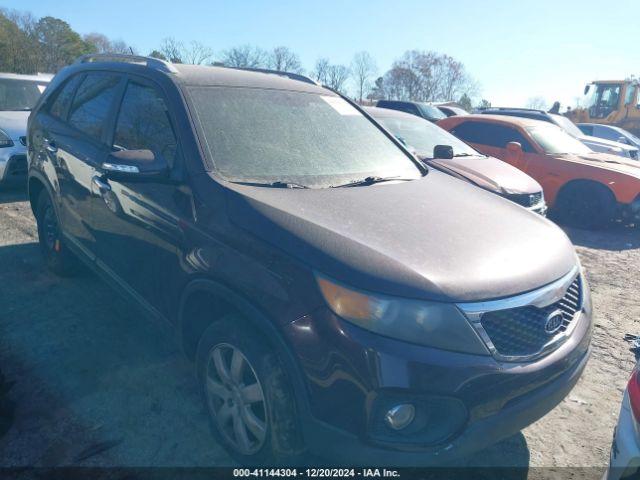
<box><xmin>224</xmin><ymin>170</ymin><xmax>576</xmax><ymax>302</ymax></box>
<box><xmin>579</xmin><ymin>134</ymin><xmax>636</xmax><ymax>152</ymax></box>
<box><xmin>425</xmin><ymin>155</ymin><xmax>542</xmax><ymax>195</ymax></box>
<box><xmin>562</xmin><ymin>152</ymin><xmax>640</xmax><ymax>178</ymax></box>
<box><xmin>0</xmin><ymin>111</ymin><xmax>28</xmax><ymax>139</ymax></box>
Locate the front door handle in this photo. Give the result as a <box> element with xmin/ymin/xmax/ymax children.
<box><xmin>43</xmin><ymin>138</ymin><xmax>58</xmax><ymax>153</ymax></box>
<box><xmin>92</xmin><ymin>176</ymin><xmax>111</xmax><ymax>193</ymax></box>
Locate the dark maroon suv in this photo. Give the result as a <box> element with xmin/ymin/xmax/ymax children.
<box><xmin>27</xmin><ymin>54</ymin><xmax>591</xmax><ymax>465</ymax></box>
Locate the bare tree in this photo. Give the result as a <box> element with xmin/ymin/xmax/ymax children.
<box><xmin>84</xmin><ymin>33</ymin><xmax>132</xmax><ymax>55</ymax></box>
<box><xmin>268</xmin><ymin>46</ymin><xmax>302</xmax><ymax>73</ymax></box>
<box><xmin>326</xmin><ymin>65</ymin><xmax>350</xmax><ymax>93</ymax></box>
<box><xmin>182</xmin><ymin>41</ymin><xmax>213</xmax><ymax>65</ymax></box>
<box><xmin>159</xmin><ymin>37</ymin><xmax>183</xmax><ymax>63</ymax></box>
<box><xmin>312</xmin><ymin>57</ymin><xmax>330</xmax><ymax>84</ymax></box>
<box><xmin>382</xmin><ymin>50</ymin><xmax>478</xmax><ymax>103</ymax></box>
<box><xmin>220</xmin><ymin>45</ymin><xmax>267</xmax><ymax>68</ymax></box>
<box><xmin>526</xmin><ymin>96</ymin><xmax>547</xmax><ymax>110</ymax></box>
<box><xmin>351</xmin><ymin>51</ymin><xmax>377</xmax><ymax>103</ymax></box>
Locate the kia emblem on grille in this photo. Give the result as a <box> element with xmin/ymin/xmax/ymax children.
<box><xmin>544</xmin><ymin>310</ymin><xmax>564</xmax><ymax>334</ymax></box>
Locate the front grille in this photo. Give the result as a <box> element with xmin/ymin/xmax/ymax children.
<box><xmin>505</xmin><ymin>191</ymin><xmax>543</xmax><ymax>208</ymax></box>
<box><xmin>6</xmin><ymin>155</ymin><xmax>27</xmax><ymax>177</ymax></box>
<box><xmin>19</xmin><ymin>136</ymin><xmax>27</xmax><ymax>146</ymax></box>
<box><xmin>479</xmin><ymin>276</ymin><xmax>582</xmax><ymax>358</ymax></box>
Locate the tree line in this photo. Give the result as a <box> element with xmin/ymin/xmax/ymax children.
<box><xmin>0</xmin><ymin>8</ymin><xmax>490</xmax><ymax>109</ymax></box>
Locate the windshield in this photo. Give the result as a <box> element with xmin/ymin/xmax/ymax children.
<box><xmin>188</xmin><ymin>87</ymin><xmax>422</xmax><ymax>187</ymax></box>
<box><xmin>0</xmin><ymin>79</ymin><xmax>48</xmax><ymax>111</ymax></box>
<box><xmin>551</xmin><ymin>114</ymin><xmax>584</xmax><ymax>138</ymax></box>
<box><xmin>374</xmin><ymin>113</ymin><xmax>478</xmax><ymax>158</ymax></box>
<box><xmin>527</xmin><ymin>124</ymin><xmax>592</xmax><ymax>155</ymax></box>
<box><xmin>417</xmin><ymin>103</ymin><xmax>446</xmax><ymax>120</ymax></box>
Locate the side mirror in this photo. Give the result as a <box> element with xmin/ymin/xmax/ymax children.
<box><xmin>102</xmin><ymin>149</ymin><xmax>169</xmax><ymax>181</ymax></box>
<box><xmin>584</xmin><ymin>85</ymin><xmax>590</xmax><ymax>95</ymax></box>
<box><xmin>618</xmin><ymin>136</ymin><xmax>629</xmax><ymax>145</ymax></box>
<box><xmin>505</xmin><ymin>142</ymin><xmax>524</xmax><ymax>165</ymax></box>
<box><xmin>433</xmin><ymin>144</ymin><xmax>454</xmax><ymax>159</ymax></box>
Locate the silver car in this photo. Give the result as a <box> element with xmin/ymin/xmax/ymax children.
<box><xmin>0</xmin><ymin>72</ymin><xmax>52</xmax><ymax>187</ymax></box>
<box><xmin>607</xmin><ymin>355</ymin><xmax>640</xmax><ymax>480</ymax></box>
<box><xmin>578</xmin><ymin>123</ymin><xmax>640</xmax><ymax>154</ymax></box>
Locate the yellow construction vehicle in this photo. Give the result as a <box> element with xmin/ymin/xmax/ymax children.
<box><xmin>566</xmin><ymin>78</ymin><xmax>640</xmax><ymax>136</ymax></box>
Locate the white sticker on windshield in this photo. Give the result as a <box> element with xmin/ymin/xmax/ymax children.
<box><xmin>320</xmin><ymin>95</ymin><xmax>361</xmax><ymax>116</ymax></box>
<box><xmin>37</xmin><ymin>85</ymin><xmax>46</xmax><ymax>93</ymax></box>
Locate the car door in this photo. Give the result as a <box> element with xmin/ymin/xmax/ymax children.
<box><xmin>41</xmin><ymin>72</ymin><xmax>123</xmax><ymax>258</ymax></box>
<box><xmin>88</xmin><ymin>76</ymin><xmax>189</xmax><ymax>313</ymax></box>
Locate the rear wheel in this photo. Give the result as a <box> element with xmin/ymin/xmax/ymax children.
<box><xmin>35</xmin><ymin>190</ymin><xmax>79</xmax><ymax>276</ymax></box>
<box><xmin>195</xmin><ymin>315</ymin><xmax>305</xmax><ymax>465</ymax></box>
<box><xmin>554</xmin><ymin>181</ymin><xmax>616</xmax><ymax>229</ymax></box>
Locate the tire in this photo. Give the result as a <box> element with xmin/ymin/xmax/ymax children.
<box><xmin>554</xmin><ymin>181</ymin><xmax>616</xmax><ymax>230</ymax></box>
<box><xmin>195</xmin><ymin>315</ymin><xmax>306</xmax><ymax>465</ymax></box>
<box><xmin>35</xmin><ymin>190</ymin><xmax>79</xmax><ymax>276</ymax></box>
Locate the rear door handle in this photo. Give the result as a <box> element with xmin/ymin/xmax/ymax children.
<box><xmin>92</xmin><ymin>176</ymin><xmax>111</xmax><ymax>193</ymax></box>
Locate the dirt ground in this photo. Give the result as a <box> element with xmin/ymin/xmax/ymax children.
<box><xmin>0</xmin><ymin>187</ymin><xmax>639</xmax><ymax>475</ymax></box>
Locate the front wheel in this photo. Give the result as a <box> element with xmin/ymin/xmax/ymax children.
<box><xmin>35</xmin><ymin>190</ymin><xmax>79</xmax><ymax>276</ymax></box>
<box><xmin>554</xmin><ymin>182</ymin><xmax>616</xmax><ymax>229</ymax></box>
<box><xmin>195</xmin><ymin>316</ymin><xmax>306</xmax><ymax>465</ymax></box>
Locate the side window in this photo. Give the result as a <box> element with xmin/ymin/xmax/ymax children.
<box><xmin>113</xmin><ymin>81</ymin><xmax>178</xmax><ymax>165</ymax></box>
<box><xmin>580</xmin><ymin>124</ymin><xmax>594</xmax><ymax>136</ymax></box>
<box><xmin>48</xmin><ymin>75</ymin><xmax>83</xmax><ymax>120</ymax></box>
<box><xmin>453</xmin><ymin>122</ymin><xmax>534</xmax><ymax>152</ymax></box>
<box><xmin>624</xmin><ymin>85</ymin><xmax>637</xmax><ymax>106</ymax></box>
<box><xmin>498</xmin><ymin>126</ymin><xmax>535</xmax><ymax>153</ymax></box>
<box><xmin>68</xmin><ymin>73</ymin><xmax>121</xmax><ymax>142</ymax></box>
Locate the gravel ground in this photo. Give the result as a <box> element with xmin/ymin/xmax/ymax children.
<box><xmin>0</xmin><ymin>187</ymin><xmax>638</xmax><ymax>474</ymax></box>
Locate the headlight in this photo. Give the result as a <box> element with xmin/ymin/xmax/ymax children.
<box><xmin>0</xmin><ymin>129</ymin><xmax>13</xmax><ymax>148</ymax></box>
<box><xmin>315</xmin><ymin>273</ymin><xmax>489</xmax><ymax>355</ymax></box>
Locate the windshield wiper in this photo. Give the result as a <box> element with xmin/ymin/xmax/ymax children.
<box><xmin>331</xmin><ymin>176</ymin><xmax>414</xmax><ymax>188</ymax></box>
<box><xmin>230</xmin><ymin>180</ymin><xmax>309</xmax><ymax>189</ymax></box>
<box><xmin>453</xmin><ymin>153</ymin><xmax>474</xmax><ymax>157</ymax></box>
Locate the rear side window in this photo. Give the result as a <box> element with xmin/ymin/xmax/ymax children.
<box><xmin>48</xmin><ymin>75</ymin><xmax>83</xmax><ymax>119</ymax></box>
<box><xmin>579</xmin><ymin>124</ymin><xmax>593</xmax><ymax>136</ymax></box>
<box><xmin>453</xmin><ymin>121</ymin><xmax>534</xmax><ymax>152</ymax></box>
<box><xmin>68</xmin><ymin>73</ymin><xmax>121</xmax><ymax>142</ymax></box>
<box><xmin>113</xmin><ymin>81</ymin><xmax>178</xmax><ymax>165</ymax></box>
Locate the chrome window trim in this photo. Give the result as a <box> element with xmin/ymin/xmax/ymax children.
<box><xmin>456</xmin><ymin>265</ymin><xmax>583</xmax><ymax>362</ymax></box>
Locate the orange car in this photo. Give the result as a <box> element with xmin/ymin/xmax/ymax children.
<box><xmin>438</xmin><ymin>114</ymin><xmax>640</xmax><ymax>228</ymax></box>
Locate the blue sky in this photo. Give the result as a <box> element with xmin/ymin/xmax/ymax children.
<box><xmin>5</xmin><ymin>0</ymin><xmax>638</xmax><ymax>108</ymax></box>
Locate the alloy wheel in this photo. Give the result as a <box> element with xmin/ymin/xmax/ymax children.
<box><xmin>205</xmin><ymin>343</ymin><xmax>268</xmax><ymax>455</ymax></box>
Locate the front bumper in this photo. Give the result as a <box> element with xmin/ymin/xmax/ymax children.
<box><xmin>284</xmin><ymin>301</ymin><xmax>592</xmax><ymax>465</ymax></box>
<box><xmin>0</xmin><ymin>141</ymin><xmax>27</xmax><ymax>185</ymax></box>
<box><xmin>606</xmin><ymin>392</ymin><xmax>640</xmax><ymax>480</ymax></box>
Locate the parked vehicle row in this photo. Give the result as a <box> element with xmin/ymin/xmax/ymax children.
<box><xmin>365</xmin><ymin>106</ymin><xmax>547</xmax><ymax>215</ymax></box>
<box><xmin>477</xmin><ymin>107</ymin><xmax>639</xmax><ymax>160</ymax></box>
<box><xmin>25</xmin><ymin>54</ymin><xmax>592</xmax><ymax>465</ymax></box>
<box><xmin>438</xmin><ymin>114</ymin><xmax>640</xmax><ymax>229</ymax></box>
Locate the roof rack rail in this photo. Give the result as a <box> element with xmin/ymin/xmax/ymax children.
<box><xmin>224</xmin><ymin>66</ymin><xmax>319</xmax><ymax>86</ymax></box>
<box><xmin>74</xmin><ymin>54</ymin><xmax>179</xmax><ymax>74</ymax></box>
<box><xmin>487</xmin><ymin>107</ymin><xmax>547</xmax><ymax>114</ymax></box>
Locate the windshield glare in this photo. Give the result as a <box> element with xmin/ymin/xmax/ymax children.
<box><xmin>0</xmin><ymin>79</ymin><xmax>47</xmax><ymax>111</ymax></box>
<box><xmin>551</xmin><ymin>114</ymin><xmax>583</xmax><ymax>137</ymax></box>
<box><xmin>527</xmin><ymin>124</ymin><xmax>592</xmax><ymax>155</ymax></box>
<box><xmin>375</xmin><ymin>114</ymin><xmax>477</xmax><ymax>159</ymax></box>
<box><xmin>418</xmin><ymin>103</ymin><xmax>446</xmax><ymax>120</ymax></box>
<box><xmin>189</xmin><ymin>87</ymin><xmax>421</xmax><ymax>187</ymax></box>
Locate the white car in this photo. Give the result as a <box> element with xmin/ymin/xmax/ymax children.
<box><xmin>607</xmin><ymin>362</ymin><xmax>640</xmax><ymax>479</ymax></box>
<box><xmin>578</xmin><ymin>123</ymin><xmax>640</xmax><ymax>154</ymax></box>
<box><xmin>0</xmin><ymin>72</ymin><xmax>52</xmax><ymax>187</ymax></box>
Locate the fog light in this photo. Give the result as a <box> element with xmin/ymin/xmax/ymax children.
<box><xmin>384</xmin><ymin>404</ymin><xmax>415</xmax><ymax>430</ymax></box>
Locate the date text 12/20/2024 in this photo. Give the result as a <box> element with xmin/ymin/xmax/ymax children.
<box><xmin>233</xmin><ymin>469</ymin><xmax>401</xmax><ymax>478</ymax></box>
